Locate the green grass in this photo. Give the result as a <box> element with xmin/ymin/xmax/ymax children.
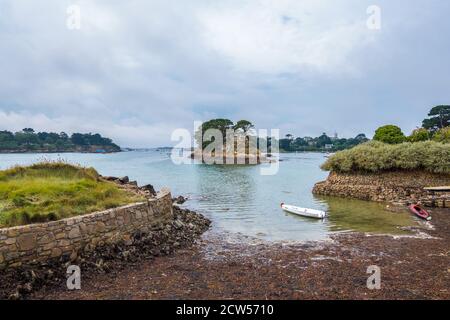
<box><xmin>321</xmin><ymin>141</ymin><xmax>450</xmax><ymax>174</ymax></box>
<box><xmin>0</xmin><ymin>161</ymin><xmax>144</xmax><ymax>228</ymax></box>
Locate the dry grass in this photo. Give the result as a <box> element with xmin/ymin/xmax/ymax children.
<box><xmin>0</xmin><ymin>161</ymin><xmax>144</xmax><ymax>227</ymax></box>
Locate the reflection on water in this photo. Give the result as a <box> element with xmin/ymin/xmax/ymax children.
<box><xmin>316</xmin><ymin>196</ymin><xmax>413</xmax><ymax>235</ymax></box>
<box><xmin>0</xmin><ymin>151</ymin><xmax>417</xmax><ymax>242</ymax></box>
<box><xmin>195</xmin><ymin>164</ymin><xmax>257</xmax><ymax>215</ymax></box>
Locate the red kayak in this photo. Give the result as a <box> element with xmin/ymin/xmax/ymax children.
<box><xmin>408</xmin><ymin>204</ymin><xmax>432</xmax><ymax>221</ymax></box>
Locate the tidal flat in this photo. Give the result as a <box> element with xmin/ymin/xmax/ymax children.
<box><xmin>32</xmin><ymin>207</ymin><xmax>449</xmax><ymax>300</ymax></box>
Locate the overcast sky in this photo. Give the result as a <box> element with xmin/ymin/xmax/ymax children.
<box><xmin>0</xmin><ymin>0</ymin><xmax>449</xmax><ymax>147</ymax></box>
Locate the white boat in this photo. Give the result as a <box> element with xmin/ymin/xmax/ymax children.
<box><xmin>281</xmin><ymin>203</ymin><xmax>327</xmax><ymax>219</ymax></box>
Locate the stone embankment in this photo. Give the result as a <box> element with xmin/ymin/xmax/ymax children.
<box><xmin>0</xmin><ymin>188</ymin><xmax>174</xmax><ymax>268</ymax></box>
<box><xmin>0</xmin><ymin>204</ymin><xmax>210</xmax><ymax>299</ymax></box>
<box><xmin>313</xmin><ymin>170</ymin><xmax>450</xmax><ymax>207</ymax></box>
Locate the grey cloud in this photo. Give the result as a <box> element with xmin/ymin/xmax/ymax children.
<box><xmin>0</xmin><ymin>0</ymin><xmax>449</xmax><ymax>147</ymax></box>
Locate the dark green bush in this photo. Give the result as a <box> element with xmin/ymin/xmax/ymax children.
<box><xmin>373</xmin><ymin>125</ymin><xmax>406</xmax><ymax>144</ymax></box>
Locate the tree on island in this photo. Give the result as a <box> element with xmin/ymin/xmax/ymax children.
<box><xmin>194</xmin><ymin>119</ymin><xmax>263</xmax><ymax>163</ymax></box>
<box><xmin>195</xmin><ymin>119</ymin><xmax>256</xmax><ymax>150</ymax></box>
<box><xmin>373</xmin><ymin>125</ymin><xmax>406</xmax><ymax>144</ymax></box>
<box><xmin>233</xmin><ymin>120</ymin><xmax>254</xmax><ymax>133</ymax></box>
<box><xmin>195</xmin><ymin>119</ymin><xmax>234</xmax><ymax>150</ymax></box>
<box><xmin>422</xmin><ymin>105</ymin><xmax>450</xmax><ymax>132</ymax></box>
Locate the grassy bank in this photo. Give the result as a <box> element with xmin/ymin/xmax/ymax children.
<box><xmin>321</xmin><ymin>141</ymin><xmax>450</xmax><ymax>174</ymax></box>
<box><xmin>0</xmin><ymin>162</ymin><xmax>144</xmax><ymax>228</ymax></box>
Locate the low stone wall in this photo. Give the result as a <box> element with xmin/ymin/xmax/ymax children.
<box><xmin>313</xmin><ymin>171</ymin><xmax>450</xmax><ymax>207</ymax></box>
<box><xmin>0</xmin><ymin>188</ymin><xmax>173</xmax><ymax>268</ymax></box>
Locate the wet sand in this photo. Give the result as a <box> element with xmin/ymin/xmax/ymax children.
<box><xmin>33</xmin><ymin>208</ymin><xmax>449</xmax><ymax>300</ymax></box>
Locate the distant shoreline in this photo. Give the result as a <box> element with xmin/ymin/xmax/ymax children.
<box><xmin>0</xmin><ymin>149</ymin><xmax>122</xmax><ymax>154</ymax></box>
<box><xmin>0</xmin><ymin>130</ymin><xmax>121</xmax><ymax>154</ymax></box>
<box><xmin>0</xmin><ymin>149</ymin><xmax>333</xmax><ymax>155</ymax></box>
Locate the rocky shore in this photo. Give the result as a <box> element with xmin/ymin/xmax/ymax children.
<box><xmin>2</xmin><ymin>173</ymin><xmax>448</xmax><ymax>300</ymax></box>
<box><xmin>0</xmin><ymin>205</ymin><xmax>210</xmax><ymax>299</ymax></box>
<box><xmin>313</xmin><ymin>171</ymin><xmax>450</xmax><ymax>208</ymax></box>
<box><xmin>31</xmin><ymin>207</ymin><xmax>450</xmax><ymax>300</ymax></box>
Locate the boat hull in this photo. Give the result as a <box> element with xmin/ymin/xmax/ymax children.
<box><xmin>281</xmin><ymin>203</ymin><xmax>326</xmax><ymax>219</ymax></box>
<box><xmin>408</xmin><ymin>204</ymin><xmax>432</xmax><ymax>221</ymax></box>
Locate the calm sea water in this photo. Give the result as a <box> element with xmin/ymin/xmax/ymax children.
<box><xmin>0</xmin><ymin>151</ymin><xmax>416</xmax><ymax>242</ymax></box>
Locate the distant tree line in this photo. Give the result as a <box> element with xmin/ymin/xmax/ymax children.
<box><xmin>194</xmin><ymin>119</ymin><xmax>369</xmax><ymax>153</ymax></box>
<box><xmin>279</xmin><ymin>133</ymin><xmax>369</xmax><ymax>152</ymax></box>
<box><xmin>0</xmin><ymin>128</ymin><xmax>120</xmax><ymax>153</ymax></box>
<box><xmin>290</xmin><ymin>105</ymin><xmax>450</xmax><ymax>151</ymax></box>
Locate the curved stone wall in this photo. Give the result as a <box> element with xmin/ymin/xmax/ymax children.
<box><xmin>0</xmin><ymin>188</ymin><xmax>173</xmax><ymax>268</ymax></box>
<box><xmin>313</xmin><ymin>171</ymin><xmax>450</xmax><ymax>207</ymax></box>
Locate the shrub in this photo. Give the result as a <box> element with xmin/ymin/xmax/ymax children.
<box><xmin>373</xmin><ymin>125</ymin><xmax>406</xmax><ymax>144</ymax></box>
<box><xmin>433</xmin><ymin>127</ymin><xmax>450</xmax><ymax>143</ymax></box>
<box><xmin>321</xmin><ymin>141</ymin><xmax>450</xmax><ymax>174</ymax></box>
<box><xmin>408</xmin><ymin>128</ymin><xmax>430</xmax><ymax>142</ymax></box>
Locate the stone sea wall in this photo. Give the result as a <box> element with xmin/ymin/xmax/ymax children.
<box><xmin>313</xmin><ymin>171</ymin><xmax>450</xmax><ymax>207</ymax></box>
<box><xmin>0</xmin><ymin>188</ymin><xmax>173</xmax><ymax>268</ymax></box>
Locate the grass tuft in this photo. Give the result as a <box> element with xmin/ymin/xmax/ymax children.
<box><xmin>0</xmin><ymin>161</ymin><xmax>144</xmax><ymax>228</ymax></box>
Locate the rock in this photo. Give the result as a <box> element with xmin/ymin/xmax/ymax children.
<box><xmin>8</xmin><ymin>291</ymin><xmax>20</xmax><ymax>300</ymax></box>
<box><xmin>51</xmin><ymin>248</ymin><xmax>62</xmax><ymax>258</ymax></box>
<box><xmin>119</xmin><ymin>176</ymin><xmax>129</xmax><ymax>184</ymax></box>
<box><xmin>141</xmin><ymin>184</ymin><xmax>157</xmax><ymax>196</ymax></box>
<box><xmin>17</xmin><ymin>234</ymin><xmax>36</xmax><ymax>251</ymax></box>
<box><xmin>95</xmin><ymin>222</ymin><xmax>106</xmax><ymax>233</ymax></box>
<box><xmin>173</xmin><ymin>196</ymin><xmax>187</xmax><ymax>205</ymax></box>
<box><xmin>68</xmin><ymin>227</ymin><xmax>81</xmax><ymax>239</ymax></box>
<box><xmin>55</xmin><ymin>232</ymin><xmax>66</xmax><ymax>240</ymax></box>
<box><xmin>5</xmin><ymin>238</ymin><xmax>16</xmax><ymax>245</ymax></box>
<box><xmin>7</xmin><ymin>229</ymin><xmax>20</xmax><ymax>237</ymax></box>
<box><xmin>37</xmin><ymin>233</ymin><xmax>55</xmax><ymax>245</ymax></box>
<box><xmin>173</xmin><ymin>219</ymin><xmax>184</xmax><ymax>229</ymax></box>
<box><xmin>70</xmin><ymin>250</ymin><xmax>78</xmax><ymax>262</ymax></box>
<box><xmin>102</xmin><ymin>176</ymin><xmax>119</xmax><ymax>181</ymax></box>
<box><xmin>129</xmin><ymin>181</ymin><xmax>138</xmax><ymax>187</ymax></box>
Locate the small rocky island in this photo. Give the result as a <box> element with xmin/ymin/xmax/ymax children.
<box><xmin>191</xmin><ymin>119</ymin><xmax>274</xmax><ymax>164</ymax></box>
